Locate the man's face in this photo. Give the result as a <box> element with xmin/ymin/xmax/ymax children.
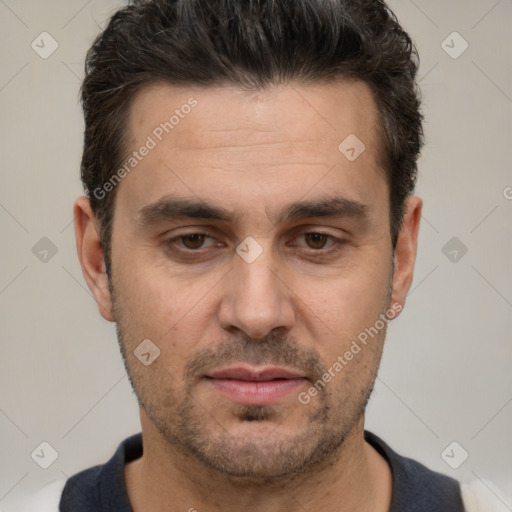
<box><xmin>106</xmin><ymin>81</ymin><xmax>398</xmax><ymax>478</ymax></box>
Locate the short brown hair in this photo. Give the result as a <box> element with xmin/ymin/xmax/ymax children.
<box><xmin>80</xmin><ymin>0</ymin><xmax>423</xmax><ymax>272</ymax></box>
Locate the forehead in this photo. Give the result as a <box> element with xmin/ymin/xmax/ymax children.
<box><xmin>118</xmin><ymin>80</ymin><xmax>387</xmax><ymax>221</ymax></box>
<box><xmin>127</xmin><ymin>79</ymin><xmax>382</xmax><ymax>154</ymax></box>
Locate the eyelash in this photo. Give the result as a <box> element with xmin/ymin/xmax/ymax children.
<box><xmin>168</xmin><ymin>233</ymin><xmax>221</xmax><ymax>251</ymax></box>
<box><xmin>164</xmin><ymin>231</ymin><xmax>345</xmax><ymax>256</ymax></box>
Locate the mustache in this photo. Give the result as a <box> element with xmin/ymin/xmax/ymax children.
<box><xmin>184</xmin><ymin>331</ymin><xmax>327</xmax><ymax>385</ymax></box>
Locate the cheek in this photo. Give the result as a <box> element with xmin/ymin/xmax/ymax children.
<box><xmin>296</xmin><ymin>258</ymin><xmax>391</xmax><ymax>336</ymax></box>
<box><xmin>112</xmin><ymin>255</ymin><xmax>220</xmax><ymax>354</ymax></box>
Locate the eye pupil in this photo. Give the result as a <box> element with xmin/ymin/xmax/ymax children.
<box><xmin>305</xmin><ymin>233</ymin><xmax>328</xmax><ymax>249</ymax></box>
<box><xmin>182</xmin><ymin>234</ymin><xmax>205</xmax><ymax>249</ymax></box>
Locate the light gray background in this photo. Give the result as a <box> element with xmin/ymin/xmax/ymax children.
<box><xmin>1</xmin><ymin>0</ymin><xmax>511</xmax><ymax>509</ymax></box>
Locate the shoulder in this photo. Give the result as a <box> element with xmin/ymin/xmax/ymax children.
<box><xmin>8</xmin><ymin>466</ymin><xmax>103</xmax><ymax>512</ymax></box>
<box><xmin>8</xmin><ymin>464</ymin><xmax>107</xmax><ymax>512</ymax></box>
<box><xmin>10</xmin><ymin>433</ymin><xmax>142</xmax><ymax>512</ymax></box>
<box><xmin>365</xmin><ymin>431</ymin><xmax>509</xmax><ymax>512</ymax></box>
<box><xmin>60</xmin><ymin>433</ymin><xmax>142</xmax><ymax>510</ymax></box>
<box><xmin>365</xmin><ymin>431</ymin><xmax>463</xmax><ymax>511</ymax></box>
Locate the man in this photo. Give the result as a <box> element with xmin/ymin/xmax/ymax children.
<box><xmin>15</xmin><ymin>0</ymin><xmax>496</xmax><ymax>511</ymax></box>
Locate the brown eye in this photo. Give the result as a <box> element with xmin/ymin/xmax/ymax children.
<box><xmin>304</xmin><ymin>233</ymin><xmax>330</xmax><ymax>249</ymax></box>
<box><xmin>181</xmin><ymin>234</ymin><xmax>207</xmax><ymax>249</ymax></box>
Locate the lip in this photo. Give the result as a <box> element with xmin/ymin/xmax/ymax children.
<box><xmin>208</xmin><ymin>366</ymin><xmax>306</xmax><ymax>381</ymax></box>
<box><xmin>205</xmin><ymin>365</ymin><xmax>308</xmax><ymax>406</ymax></box>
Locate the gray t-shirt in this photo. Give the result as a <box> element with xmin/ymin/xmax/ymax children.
<box><xmin>59</xmin><ymin>431</ymin><xmax>465</xmax><ymax>511</ymax></box>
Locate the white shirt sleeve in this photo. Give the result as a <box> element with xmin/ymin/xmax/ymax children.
<box><xmin>7</xmin><ymin>478</ymin><xmax>67</xmax><ymax>512</ymax></box>
<box><xmin>461</xmin><ymin>479</ymin><xmax>511</xmax><ymax>512</ymax></box>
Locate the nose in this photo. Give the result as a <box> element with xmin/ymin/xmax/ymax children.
<box><xmin>218</xmin><ymin>247</ymin><xmax>296</xmax><ymax>340</ymax></box>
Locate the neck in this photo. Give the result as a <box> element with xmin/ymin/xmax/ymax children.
<box><xmin>125</xmin><ymin>413</ymin><xmax>393</xmax><ymax>512</ymax></box>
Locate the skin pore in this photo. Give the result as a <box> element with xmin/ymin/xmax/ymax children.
<box><xmin>74</xmin><ymin>80</ymin><xmax>422</xmax><ymax>511</ymax></box>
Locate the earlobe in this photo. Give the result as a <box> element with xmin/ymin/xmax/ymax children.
<box><xmin>390</xmin><ymin>195</ymin><xmax>422</xmax><ymax>314</ymax></box>
<box><xmin>74</xmin><ymin>196</ymin><xmax>115</xmax><ymax>322</ymax></box>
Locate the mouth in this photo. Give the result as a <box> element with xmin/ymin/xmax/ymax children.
<box><xmin>204</xmin><ymin>365</ymin><xmax>308</xmax><ymax>406</ymax></box>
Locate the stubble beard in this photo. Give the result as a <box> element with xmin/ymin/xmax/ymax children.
<box><xmin>115</xmin><ymin>320</ymin><xmax>380</xmax><ymax>482</ymax></box>
<box><xmin>109</xmin><ymin>271</ymin><xmax>389</xmax><ymax>482</ymax></box>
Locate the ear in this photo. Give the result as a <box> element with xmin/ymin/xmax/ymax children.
<box><xmin>74</xmin><ymin>196</ymin><xmax>115</xmax><ymax>321</ymax></box>
<box><xmin>390</xmin><ymin>195</ymin><xmax>422</xmax><ymax>315</ymax></box>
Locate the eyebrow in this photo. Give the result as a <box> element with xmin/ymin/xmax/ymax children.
<box><xmin>279</xmin><ymin>196</ymin><xmax>368</xmax><ymax>223</ymax></box>
<box><xmin>136</xmin><ymin>195</ymin><xmax>369</xmax><ymax>227</ymax></box>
